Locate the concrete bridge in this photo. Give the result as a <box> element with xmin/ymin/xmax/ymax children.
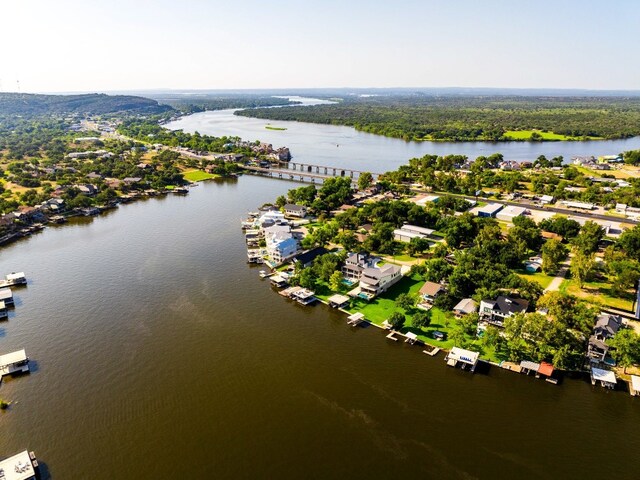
<box><xmin>240</xmin><ymin>163</ymin><xmax>381</xmax><ymax>185</ymax></box>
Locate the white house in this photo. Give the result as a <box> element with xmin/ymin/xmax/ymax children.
<box><xmin>264</xmin><ymin>225</ymin><xmax>298</xmax><ymax>264</ymax></box>
<box><xmin>358</xmin><ymin>264</ymin><xmax>402</xmax><ymax>299</ymax></box>
<box><xmin>283</xmin><ymin>204</ymin><xmax>307</xmax><ymax>218</ymax></box>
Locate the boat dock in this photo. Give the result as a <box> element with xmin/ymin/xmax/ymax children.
<box><xmin>0</xmin><ymin>450</ymin><xmax>38</xmax><ymax>480</ymax></box>
<box><xmin>0</xmin><ymin>272</ymin><xmax>27</xmax><ymax>288</ymax></box>
<box><xmin>0</xmin><ymin>349</ymin><xmax>29</xmax><ymax>379</ymax></box>
<box><xmin>0</xmin><ymin>288</ymin><xmax>14</xmax><ymax>306</ymax></box>
<box><xmin>346</xmin><ymin>312</ymin><xmax>365</xmax><ymax>326</ymax></box>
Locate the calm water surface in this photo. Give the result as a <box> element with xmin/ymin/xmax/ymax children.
<box><xmin>166</xmin><ymin>98</ymin><xmax>640</xmax><ymax>172</ymax></box>
<box><xmin>1</xmin><ymin>176</ymin><xmax>639</xmax><ymax>479</ymax></box>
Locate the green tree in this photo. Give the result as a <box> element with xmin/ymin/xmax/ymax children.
<box><xmin>573</xmin><ymin>221</ymin><xmax>604</xmax><ymax>254</ymax></box>
<box><xmin>607</xmin><ymin>329</ymin><xmax>640</xmax><ymax>373</ymax></box>
<box><xmin>388</xmin><ymin>311</ymin><xmax>406</xmax><ymax>330</ymax></box>
<box><xmin>395</xmin><ymin>293</ymin><xmax>416</xmax><ymax>311</ymax></box>
<box><xmin>298</xmin><ymin>268</ymin><xmax>317</xmax><ymax>290</ymax></box>
<box><xmin>570</xmin><ymin>248</ymin><xmax>595</xmax><ymax>288</ymax></box>
<box><xmin>357</xmin><ymin>172</ymin><xmax>373</xmax><ymax>191</ymax></box>
<box><xmin>412</xmin><ymin>310</ymin><xmax>431</xmax><ymax>329</ymax></box>
<box><xmin>541</xmin><ymin>239</ymin><xmax>568</xmax><ymax>274</ymax></box>
<box><xmin>407</xmin><ymin>237</ymin><xmax>430</xmax><ymax>256</ymax></box>
<box><xmin>329</xmin><ymin>270</ymin><xmax>343</xmax><ymax>292</ymax></box>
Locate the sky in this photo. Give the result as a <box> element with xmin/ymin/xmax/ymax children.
<box><xmin>0</xmin><ymin>0</ymin><xmax>638</xmax><ymax>93</ymax></box>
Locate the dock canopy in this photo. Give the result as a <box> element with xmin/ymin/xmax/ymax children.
<box><xmin>520</xmin><ymin>360</ymin><xmax>540</xmax><ymax>372</ymax></box>
<box><xmin>448</xmin><ymin>347</ymin><xmax>479</xmax><ymax>366</ymax></box>
<box><xmin>327</xmin><ymin>294</ymin><xmax>350</xmax><ymax>308</ymax></box>
<box><xmin>591</xmin><ymin>367</ymin><xmax>617</xmax><ymax>386</ymax></box>
<box><xmin>0</xmin><ymin>450</ymin><xmax>37</xmax><ymax>480</ymax></box>
<box><xmin>538</xmin><ymin>362</ymin><xmax>554</xmax><ymax>377</ymax></box>
<box><xmin>5</xmin><ymin>272</ymin><xmax>26</xmax><ymax>282</ymax></box>
<box><xmin>630</xmin><ymin>375</ymin><xmax>640</xmax><ymax>396</ymax></box>
<box><xmin>405</xmin><ymin>332</ymin><xmax>418</xmax><ymax>343</ymax></box>
<box><xmin>0</xmin><ymin>349</ymin><xmax>27</xmax><ymax>368</ymax></box>
<box><xmin>0</xmin><ymin>288</ymin><xmax>13</xmax><ymax>302</ymax></box>
<box><xmin>347</xmin><ymin>312</ymin><xmax>365</xmax><ymax>322</ymax></box>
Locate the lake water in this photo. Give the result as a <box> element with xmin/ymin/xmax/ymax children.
<box><xmin>1</xmin><ymin>176</ymin><xmax>640</xmax><ymax>479</ymax></box>
<box><xmin>166</xmin><ymin>98</ymin><xmax>640</xmax><ymax>173</ymax></box>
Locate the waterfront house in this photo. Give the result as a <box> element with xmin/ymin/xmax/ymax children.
<box><xmin>453</xmin><ymin>298</ymin><xmax>478</xmax><ymax>317</ymax></box>
<box><xmin>0</xmin><ymin>450</ymin><xmax>38</xmax><ymax>480</ymax></box>
<box><xmin>587</xmin><ymin>313</ymin><xmax>622</xmax><ymax>362</ymax></box>
<box><xmin>419</xmin><ymin>281</ymin><xmax>446</xmax><ymax>304</ymax></box>
<box><xmin>342</xmin><ymin>252</ymin><xmax>380</xmax><ymax>282</ymax></box>
<box><xmin>292</xmin><ymin>247</ymin><xmax>327</xmax><ymax>269</ymax></box>
<box><xmin>479</xmin><ymin>296</ymin><xmax>529</xmax><ymax>327</ymax></box>
<box><xmin>393</xmin><ymin>224</ymin><xmax>435</xmax><ymax>243</ymax></box>
<box><xmin>445</xmin><ymin>347</ymin><xmax>479</xmax><ymax>372</ymax></box>
<box><xmin>358</xmin><ymin>264</ymin><xmax>402</xmax><ymax>299</ymax></box>
<box><xmin>76</xmin><ymin>184</ymin><xmax>98</xmax><ymax>196</ymax></box>
<box><xmin>283</xmin><ymin>204</ymin><xmax>307</xmax><ymax>218</ymax></box>
<box><xmin>264</xmin><ymin>225</ymin><xmax>298</xmax><ymax>264</ymax></box>
<box><xmin>0</xmin><ymin>348</ymin><xmax>29</xmax><ymax>377</ymax></box>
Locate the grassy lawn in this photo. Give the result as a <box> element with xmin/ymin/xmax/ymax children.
<box><xmin>516</xmin><ymin>270</ymin><xmax>555</xmax><ymax>290</ymax></box>
<box><xmin>182</xmin><ymin>170</ymin><xmax>217</xmax><ymax>182</ymax></box>
<box><xmin>559</xmin><ymin>276</ymin><xmax>634</xmax><ymax>311</ymax></box>
<box><xmin>342</xmin><ymin>274</ymin><xmax>505</xmax><ymax>363</ymax></box>
<box><xmin>503</xmin><ymin>130</ymin><xmax>601</xmax><ymax>141</ymax></box>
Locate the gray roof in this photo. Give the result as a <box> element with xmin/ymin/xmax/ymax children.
<box><xmin>283</xmin><ymin>204</ymin><xmax>305</xmax><ymax>211</ymax></box>
<box><xmin>593</xmin><ymin>314</ymin><xmax>622</xmax><ymax>338</ymax></box>
<box><xmin>453</xmin><ymin>298</ymin><xmax>477</xmax><ymax>314</ymax></box>
<box><xmin>484</xmin><ymin>296</ymin><xmax>529</xmax><ymax>315</ymax></box>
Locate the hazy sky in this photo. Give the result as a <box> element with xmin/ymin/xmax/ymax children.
<box><xmin>1</xmin><ymin>0</ymin><xmax>638</xmax><ymax>93</ymax></box>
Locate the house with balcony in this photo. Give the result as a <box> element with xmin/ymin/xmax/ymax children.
<box><xmin>264</xmin><ymin>225</ymin><xmax>298</xmax><ymax>264</ymax></box>
<box><xmin>358</xmin><ymin>264</ymin><xmax>402</xmax><ymax>300</ymax></box>
<box><xmin>283</xmin><ymin>204</ymin><xmax>307</xmax><ymax>218</ymax></box>
<box><xmin>479</xmin><ymin>296</ymin><xmax>529</xmax><ymax>327</ymax></box>
<box><xmin>587</xmin><ymin>313</ymin><xmax>622</xmax><ymax>362</ymax></box>
<box><xmin>341</xmin><ymin>252</ymin><xmax>380</xmax><ymax>282</ymax></box>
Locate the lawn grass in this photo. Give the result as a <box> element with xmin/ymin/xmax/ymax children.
<box><xmin>558</xmin><ymin>273</ymin><xmax>634</xmax><ymax>311</ymax></box>
<box><xmin>503</xmin><ymin>130</ymin><xmax>601</xmax><ymax>141</ymax></box>
<box><xmin>342</xmin><ymin>273</ymin><xmax>505</xmax><ymax>362</ymax></box>
<box><xmin>182</xmin><ymin>170</ymin><xmax>217</xmax><ymax>182</ymax></box>
<box><xmin>516</xmin><ymin>270</ymin><xmax>555</xmax><ymax>290</ymax></box>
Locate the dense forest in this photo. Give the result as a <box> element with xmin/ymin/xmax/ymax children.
<box><xmin>0</xmin><ymin>93</ymin><xmax>172</xmax><ymax>116</ymax></box>
<box><xmin>236</xmin><ymin>95</ymin><xmax>640</xmax><ymax>141</ymax></box>
<box><xmin>146</xmin><ymin>93</ymin><xmax>300</xmax><ymax>113</ymax></box>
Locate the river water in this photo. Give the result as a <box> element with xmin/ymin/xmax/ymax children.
<box><xmin>1</xmin><ymin>104</ymin><xmax>640</xmax><ymax>479</ymax></box>
<box><xmin>166</xmin><ymin>97</ymin><xmax>640</xmax><ymax>172</ymax></box>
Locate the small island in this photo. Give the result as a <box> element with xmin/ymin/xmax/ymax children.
<box><xmin>265</xmin><ymin>125</ymin><xmax>287</xmax><ymax>131</ymax></box>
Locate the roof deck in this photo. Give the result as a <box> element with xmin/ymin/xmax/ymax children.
<box><xmin>0</xmin><ymin>349</ymin><xmax>29</xmax><ymax>377</ymax></box>
<box><xmin>0</xmin><ymin>450</ymin><xmax>37</xmax><ymax>480</ymax></box>
<box><xmin>445</xmin><ymin>347</ymin><xmax>479</xmax><ymax>372</ymax></box>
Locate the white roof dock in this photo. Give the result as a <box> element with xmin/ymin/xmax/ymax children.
<box><xmin>0</xmin><ymin>450</ymin><xmax>37</xmax><ymax>480</ymax></box>
<box><xmin>5</xmin><ymin>272</ymin><xmax>25</xmax><ymax>282</ymax></box>
<box><xmin>446</xmin><ymin>347</ymin><xmax>479</xmax><ymax>371</ymax></box>
<box><xmin>0</xmin><ymin>288</ymin><xmax>13</xmax><ymax>302</ymax></box>
<box><xmin>347</xmin><ymin>312</ymin><xmax>366</xmax><ymax>326</ymax></box>
<box><xmin>630</xmin><ymin>375</ymin><xmax>640</xmax><ymax>396</ymax></box>
<box><xmin>0</xmin><ymin>349</ymin><xmax>27</xmax><ymax>368</ymax></box>
<box><xmin>405</xmin><ymin>332</ymin><xmax>418</xmax><ymax>344</ymax></box>
<box><xmin>327</xmin><ymin>294</ymin><xmax>350</xmax><ymax>308</ymax></box>
<box><xmin>591</xmin><ymin>367</ymin><xmax>617</xmax><ymax>387</ymax></box>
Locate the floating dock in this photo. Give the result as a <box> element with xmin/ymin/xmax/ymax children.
<box><xmin>0</xmin><ymin>272</ymin><xmax>26</xmax><ymax>288</ymax></box>
<box><xmin>0</xmin><ymin>349</ymin><xmax>29</xmax><ymax>378</ymax></box>
<box><xmin>0</xmin><ymin>450</ymin><xmax>38</xmax><ymax>480</ymax></box>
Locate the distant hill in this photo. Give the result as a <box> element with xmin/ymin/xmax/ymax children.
<box><xmin>0</xmin><ymin>92</ymin><xmax>173</xmax><ymax>116</ymax></box>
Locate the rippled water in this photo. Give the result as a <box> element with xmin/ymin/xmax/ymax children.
<box><xmin>1</xmin><ymin>177</ymin><xmax>639</xmax><ymax>479</ymax></box>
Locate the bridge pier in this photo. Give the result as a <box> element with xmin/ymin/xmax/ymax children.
<box><xmin>333</xmin><ymin>168</ymin><xmax>336</xmax><ymax>175</ymax></box>
<box><xmin>324</xmin><ymin>167</ymin><xmax>328</xmax><ymax>174</ymax></box>
<box><xmin>350</xmin><ymin>171</ymin><xmax>354</xmax><ymax>178</ymax></box>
